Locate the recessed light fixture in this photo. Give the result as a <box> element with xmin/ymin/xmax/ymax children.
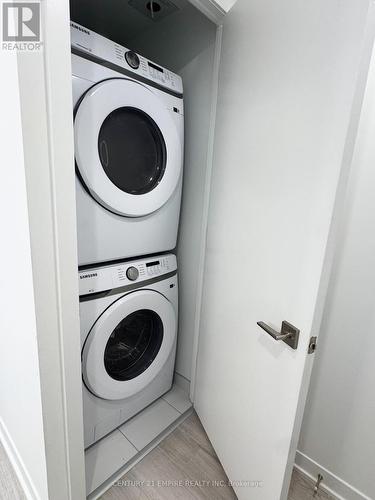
<box><xmin>146</xmin><ymin>1</ymin><xmax>162</xmax><ymax>13</ymax></box>
<box><xmin>128</xmin><ymin>0</ymin><xmax>178</xmax><ymax>21</ymax></box>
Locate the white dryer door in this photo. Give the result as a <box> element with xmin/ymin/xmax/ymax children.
<box><xmin>74</xmin><ymin>78</ymin><xmax>182</xmax><ymax>217</ymax></box>
<box><xmin>82</xmin><ymin>290</ymin><xmax>176</xmax><ymax>400</ymax></box>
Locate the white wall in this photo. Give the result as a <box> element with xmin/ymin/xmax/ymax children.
<box><xmin>297</xmin><ymin>34</ymin><xmax>375</xmax><ymax>500</ymax></box>
<box><xmin>0</xmin><ymin>51</ymin><xmax>48</xmax><ymax>499</ymax></box>
<box><xmin>176</xmin><ymin>40</ymin><xmax>218</xmax><ymax>381</ymax></box>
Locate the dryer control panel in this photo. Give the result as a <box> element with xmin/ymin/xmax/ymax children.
<box><xmin>79</xmin><ymin>254</ymin><xmax>177</xmax><ymax>296</ymax></box>
<box><xmin>70</xmin><ymin>21</ymin><xmax>183</xmax><ymax>95</ymax></box>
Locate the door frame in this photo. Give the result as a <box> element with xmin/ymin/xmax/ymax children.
<box><xmin>278</xmin><ymin>5</ymin><xmax>375</xmax><ymax>498</ymax></box>
<box><xmin>18</xmin><ymin>0</ymin><xmax>86</xmax><ymax>498</ymax></box>
<box><xmin>188</xmin><ymin>0</ymin><xmax>226</xmax><ymax>24</ymax></box>
<box><xmin>19</xmin><ymin>1</ymin><xmax>375</xmax><ymax>500</ymax></box>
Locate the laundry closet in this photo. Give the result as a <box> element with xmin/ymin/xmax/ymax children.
<box><xmin>69</xmin><ymin>1</ymin><xmax>225</xmax><ymax>495</ymax></box>
<box><xmin>2</xmin><ymin>0</ymin><xmax>373</xmax><ymax>499</ymax></box>
<box><xmin>67</xmin><ymin>0</ymin><xmax>373</xmax><ymax>497</ymax></box>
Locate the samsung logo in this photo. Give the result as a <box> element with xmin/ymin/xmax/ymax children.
<box><xmin>70</xmin><ymin>22</ymin><xmax>90</xmax><ymax>35</ymax></box>
<box><xmin>80</xmin><ymin>273</ymin><xmax>97</xmax><ymax>280</ymax></box>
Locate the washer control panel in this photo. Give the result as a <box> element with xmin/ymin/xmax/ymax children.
<box><xmin>145</xmin><ymin>256</ymin><xmax>172</xmax><ymax>277</ymax></box>
<box><xmin>70</xmin><ymin>21</ymin><xmax>183</xmax><ymax>95</ymax></box>
<box><xmin>79</xmin><ymin>254</ymin><xmax>177</xmax><ymax>296</ymax></box>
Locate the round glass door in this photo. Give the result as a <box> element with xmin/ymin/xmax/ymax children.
<box><xmin>82</xmin><ymin>289</ymin><xmax>176</xmax><ymax>400</ymax></box>
<box><xmin>74</xmin><ymin>79</ymin><xmax>182</xmax><ymax>217</ymax></box>
<box><xmin>104</xmin><ymin>309</ymin><xmax>163</xmax><ymax>381</ymax></box>
<box><xmin>98</xmin><ymin>108</ymin><xmax>166</xmax><ymax>196</ymax></box>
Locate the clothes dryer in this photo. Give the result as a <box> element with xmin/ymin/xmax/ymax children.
<box><xmin>71</xmin><ymin>22</ymin><xmax>184</xmax><ymax>266</ymax></box>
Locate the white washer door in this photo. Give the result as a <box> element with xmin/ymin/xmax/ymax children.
<box><xmin>74</xmin><ymin>79</ymin><xmax>182</xmax><ymax>217</ymax></box>
<box><xmin>82</xmin><ymin>290</ymin><xmax>176</xmax><ymax>400</ymax></box>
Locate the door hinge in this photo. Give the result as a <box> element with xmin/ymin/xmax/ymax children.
<box><xmin>308</xmin><ymin>336</ymin><xmax>317</xmax><ymax>354</ymax></box>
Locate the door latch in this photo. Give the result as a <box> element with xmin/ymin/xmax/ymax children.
<box><xmin>308</xmin><ymin>336</ymin><xmax>317</xmax><ymax>354</ymax></box>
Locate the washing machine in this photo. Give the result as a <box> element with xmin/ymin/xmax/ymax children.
<box><xmin>71</xmin><ymin>22</ymin><xmax>184</xmax><ymax>266</ymax></box>
<box><xmin>79</xmin><ymin>253</ymin><xmax>178</xmax><ymax>448</ymax></box>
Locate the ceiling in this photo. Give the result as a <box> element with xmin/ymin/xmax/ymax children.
<box><xmin>70</xmin><ymin>0</ymin><xmax>190</xmax><ymax>46</ymax></box>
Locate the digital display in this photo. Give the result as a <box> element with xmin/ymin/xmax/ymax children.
<box><xmin>148</xmin><ymin>62</ymin><xmax>164</xmax><ymax>73</ymax></box>
<box><xmin>146</xmin><ymin>260</ymin><xmax>160</xmax><ymax>267</ymax></box>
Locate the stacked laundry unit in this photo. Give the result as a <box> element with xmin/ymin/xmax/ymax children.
<box><xmin>71</xmin><ymin>22</ymin><xmax>184</xmax><ymax>447</ymax></box>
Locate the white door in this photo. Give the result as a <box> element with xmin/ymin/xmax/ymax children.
<box><xmin>193</xmin><ymin>1</ymin><xmax>372</xmax><ymax>499</ymax></box>
<box><xmin>74</xmin><ymin>79</ymin><xmax>182</xmax><ymax>217</ymax></box>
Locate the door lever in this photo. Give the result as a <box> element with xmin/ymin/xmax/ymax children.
<box><xmin>257</xmin><ymin>320</ymin><xmax>300</xmax><ymax>350</ymax></box>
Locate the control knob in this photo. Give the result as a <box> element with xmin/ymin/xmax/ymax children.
<box><xmin>125</xmin><ymin>51</ymin><xmax>140</xmax><ymax>69</ymax></box>
<box><xmin>126</xmin><ymin>266</ymin><xmax>139</xmax><ymax>281</ymax></box>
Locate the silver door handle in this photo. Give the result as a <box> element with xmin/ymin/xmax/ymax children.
<box><xmin>257</xmin><ymin>320</ymin><xmax>300</xmax><ymax>350</ymax></box>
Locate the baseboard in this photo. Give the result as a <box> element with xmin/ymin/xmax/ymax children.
<box><xmin>0</xmin><ymin>417</ymin><xmax>40</xmax><ymax>500</ymax></box>
<box><xmin>295</xmin><ymin>450</ymin><xmax>372</xmax><ymax>500</ymax></box>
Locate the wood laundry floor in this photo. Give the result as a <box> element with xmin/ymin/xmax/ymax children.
<box><xmin>101</xmin><ymin>412</ymin><xmax>336</xmax><ymax>500</ymax></box>
<box><xmin>0</xmin><ymin>412</ymin><xmax>337</xmax><ymax>500</ymax></box>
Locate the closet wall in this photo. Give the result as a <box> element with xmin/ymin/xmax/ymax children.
<box><xmin>70</xmin><ymin>0</ymin><xmax>219</xmax><ymax>385</ymax></box>
<box><xmin>297</xmin><ymin>35</ymin><xmax>375</xmax><ymax>500</ymax></box>
<box><xmin>129</xmin><ymin>3</ymin><xmax>218</xmax><ymax>384</ymax></box>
